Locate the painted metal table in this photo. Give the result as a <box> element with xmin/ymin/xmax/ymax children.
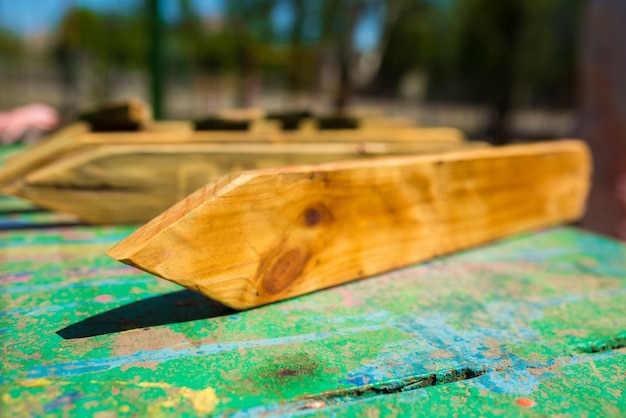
<box><xmin>1</xmin><ymin>220</ymin><xmax>625</xmax><ymax>416</ymax></box>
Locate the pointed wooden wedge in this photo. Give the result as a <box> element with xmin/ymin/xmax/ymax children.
<box><xmin>107</xmin><ymin>140</ymin><xmax>591</xmax><ymax>309</ymax></box>
<box><xmin>6</xmin><ymin>140</ymin><xmax>483</xmax><ymax>224</ymax></box>
<box><xmin>0</xmin><ymin>122</ymin><xmax>90</xmax><ymax>189</ymax></box>
<box><xmin>0</xmin><ymin>118</ymin><xmax>462</xmax><ymax>189</ymax></box>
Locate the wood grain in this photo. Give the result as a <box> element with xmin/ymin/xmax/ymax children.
<box><xmin>78</xmin><ymin>99</ymin><xmax>151</xmax><ymax>131</ymax></box>
<box><xmin>0</xmin><ymin>120</ymin><xmax>463</xmax><ymax>192</ymax></box>
<box><xmin>107</xmin><ymin>140</ymin><xmax>591</xmax><ymax>309</ymax></box>
<box><xmin>0</xmin><ymin>122</ymin><xmax>90</xmax><ymax>190</ymax></box>
<box><xmin>78</xmin><ymin>125</ymin><xmax>464</xmax><ymax>144</ymax></box>
<box><xmin>10</xmin><ymin>141</ymin><xmax>481</xmax><ymax>224</ymax></box>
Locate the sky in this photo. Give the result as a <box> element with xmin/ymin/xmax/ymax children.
<box><xmin>0</xmin><ymin>0</ymin><xmax>381</xmax><ymax>51</ymax></box>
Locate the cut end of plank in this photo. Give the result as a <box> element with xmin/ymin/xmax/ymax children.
<box><xmin>79</xmin><ymin>99</ymin><xmax>151</xmax><ymax>131</ymax></box>
<box><xmin>105</xmin><ymin>172</ymin><xmax>251</xmax><ymax>263</ymax></box>
<box><xmin>106</xmin><ymin>140</ymin><xmax>592</xmax><ymax>310</ymax></box>
<box><xmin>0</xmin><ymin>122</ymin><xmax>90</xmax><ymax>190</ymax></box>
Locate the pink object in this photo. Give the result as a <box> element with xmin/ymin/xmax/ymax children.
<box><xmin>0</xmin><ymin>103</ymin><xmax>59</xmax><ymax>145</ymax></box>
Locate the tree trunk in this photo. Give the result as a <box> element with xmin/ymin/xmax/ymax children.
<box><xmin>485</xmin><ymin>1</ymin><xmax>523</xmax><ymax>145</ymax></box>
<box><xmin>578</xmin><ymin>0</ymin><xmax>626</xmax><ymax>239</ymax></box>
<box><xmin>334</xmin><ymin>0</ymin><xmax>365</xmax><ymax>112</ymax></box>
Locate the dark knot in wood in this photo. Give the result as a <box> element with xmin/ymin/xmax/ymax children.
<box><xmin>262</xmin><ymin>249</ymin><xmax>308</xmax><ymax>295</ymax></box>
<box><xmin>304</xmin><ymin>207</ymin><xmax>322</xmax><ymax>227</ymax></box>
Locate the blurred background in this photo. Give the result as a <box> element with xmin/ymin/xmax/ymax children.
<box><xmin>0</xmin><ymin>0</ymin><xmax>624</xmax><ymax>238</ymax></box>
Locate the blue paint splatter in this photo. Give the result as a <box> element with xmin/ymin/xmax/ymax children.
<box><xmin>43</xmin><ymin>391</ymin><xmax>82</xmax><ymax>413</ymax></box>
<box><xmin>22</xmin><ymin>325</ymin><xmax>386</xmax><ymax>380</ymax></box>
<box><xmin>0</xmin><ymin>278</ymin><xmax>152</xmax><ymax>295</ymax></box>
<box><xmin>342</xmin><ymin>288</ymin><xmax>625</xmax><ymax>392</ymax></box>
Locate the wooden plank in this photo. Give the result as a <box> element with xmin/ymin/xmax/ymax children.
<box><xmin>7</xmin><ymin>141</ymin><xmax>484</xmax><ymax>224</ymax></box>
<box><xmin>1</xmin><ymin>226</ymin><xmax>624</xmax><ymax>416</ymax></box>
<box><xmin>78</xmin><ymin>100</ymin><xmax>151</xmax><ymax>132</ymax></box>
<box><xmin>76</xmin><ymin>125</ymin><xmax>464</xmax><ymax>144</ymax></box>
<box><xmin>194</xmin><ymin>115</ymin><xmax>420</xmax><ymax>132</ymax></box>
<box><xmin>108</xmin><ymin>140</ymin><xmax>591</xmax><ymax>309</ymax></box>
<box><xmin>0</xmin><ymin>123</ymin><xmax>90</xmax><ymax>189</ymax></box>
<box><xmin>0</xmin><ymin>121</ymin><xmax>464</xmax><ymax>196</ymax></box>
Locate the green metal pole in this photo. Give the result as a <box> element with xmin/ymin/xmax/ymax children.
<box><xmin>148</xmin><ymin>0</ymin><xmax>164</xmax><ymax>119</ymax></box>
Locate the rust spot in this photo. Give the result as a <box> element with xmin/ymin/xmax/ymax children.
<box><xmin>262</xmin><ymin>249</ymin><xmax>308</xmax><ymax>294</ymax></box>
<box><xmin>277</xmin><ymin>368</ymin><xmax>298</xmax><ymax>377</ymax></box>
<box><xmin>304</xmin><ymin>207</ymin><xmax>322</xmax><ymax>226</ymax></box>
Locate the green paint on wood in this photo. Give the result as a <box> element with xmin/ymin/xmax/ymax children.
<box><xmin>0</xmin><ymin>195</ymin><xmax>37</xmax><ymax>213</ymax></box>
<box><xmin>299</xmin><ymin>350</ymin><xmax>626</xmax><ymax>417</ymax></box>
<box><xmin>0</xmin><ymin>226</ymin><xmax>624</xmax><ymax>416</ymax></box>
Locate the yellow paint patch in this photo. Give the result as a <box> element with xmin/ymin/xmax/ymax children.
<box><xmin>180</xmin><ymin>387</ymin><xmax>219</xmax><ymax>414</ymax></box>
<box><xmin>137</xmin><ymin>382</ymin><xmax>172</xmax><ymax>389</ymax></box>
<box><xmin>115</xmin><ymin>381</ymin><xmax>218</xmax><ymax>414</ymax></box>
<box><xmin>18</xmin><ymin>378</ymin><xmax>53</xmax><ymax>387</ymax></box>
<box><xmin>147</xmin><ymin>399</ymin><xmax>178</xmax><ymax>413</ymax></box>
<box><xmin>119</xmin><ymin>405</ymin><xmax>131</xmax><ymax>413</ymax></box>
<box><xmin>2</xmin><ymin>393</ymin><xmax>13</xmax><ymax>402</ymax></box>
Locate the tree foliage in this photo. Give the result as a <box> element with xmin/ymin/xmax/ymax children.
<box><xmin>373</xmin><ymin>0</ymin><xmax>585</xmax><ymax>108</ymax></box>
<box><xmin>56</xmin><ymin>6</ymin><xmax>148</xmax><ymax>69</ymax></box>
<box><xmin>47</xmin><ymin>0</ymin><xmax>584</xmax><ymax>112</ymax></box>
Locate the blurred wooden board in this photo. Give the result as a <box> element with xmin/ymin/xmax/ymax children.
<box><xmin>78</xmin><ymin>100</ymin><xmax>151</xmax><ymax>132</ymax></box>
<box><xmin>0</xmin><ymin>123</ymin><xmax>91</xmax><ymax>189</ymax></box>
<box><xmin>6</xmin><ymin>140</ymin><xmax>484</xmax><ymax>224</ymax></box>
<box><xmin>0</xmin><ymin>120</ymin><xmax>464</xmax><ymax>191</ymax></box>
<box><xmin>1</xmin><ymin>145</ymin><xmax>79</xmax><ymax>229</ymax></box>
<box><xmin>109</xmin><ymin>141</ymin><xmax>590</xmax><ymax>308</ymax></box>
<box><xmin>1</xmin><ymin>225</ymin><xmax>624</xmax><ymax>416</ymax></box>
<box><xmin>1</xmin><ymin>143</ymin><xmax>78</xmax><ymax>229</ymax></box>
<box><xmin>79</xmin><ymin>123</ymin><xmax>464</xmax><ymax>144</ymax></box>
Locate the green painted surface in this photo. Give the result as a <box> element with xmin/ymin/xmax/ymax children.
<box><xmin>0</xmin><ymin>195</ymin><xmax>38</xmax><ymax>213</ymax></box>
<box><xmin>1</xmin><ymin>226</ymin><xmax>625</xmax><ymax>416</ymax></box>
<box><xmin>0</xmin><ymin>195</ymin><xmax>82</xmax><ymax>230</ymax></box>
<box><xmin>300</xmin><ymin>349</ymin><xmax>626</xmax><ymax>417</ymax></box>
<box><xmin>0</xmin><ymin>207</ymin><xmax>81</xmax><ymax>229</ymax></box>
